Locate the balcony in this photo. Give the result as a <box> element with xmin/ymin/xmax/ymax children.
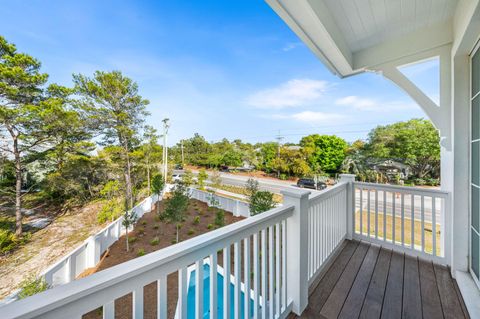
<box><xmin>0</xmin><ymin>175</ymin><xmax>467</xmax><ymax>318</ymax></box>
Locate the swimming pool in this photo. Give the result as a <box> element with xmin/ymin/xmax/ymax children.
<box><xmin>175</xmin><ymin>261</ymin><xmax>258</xmax><ymax>318</ymax></box>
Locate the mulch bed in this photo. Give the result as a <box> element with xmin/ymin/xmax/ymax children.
<box><xmin>82</xmin><ymin>198</ymin><xmax>244</xmax><ymax>319</ymax></box>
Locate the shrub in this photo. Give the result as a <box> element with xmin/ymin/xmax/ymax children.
<box><xmin>207</xmin><ymin>224</ymin><xmax>214</xmax><ymax>230</ymax></box>
<box><xmin>137</xmin><ymin>227</ymin><xmax>145</xmax><ymax>235</ymax></box>
<box><xmin>188</xmin><ymin>228</ymin><xmax>195</xmax><ymax>235</ymax></box>
<box><xmin>0</xmin><ymin>229</ymin><xmax>17</xmax><ymax>254</ymax></box>
<box><xmin>193</xmin><ymin>216</ymin><xmax>200</xmax><ymax>225</ymax></box>
<box><xmin>141</xmin><ymin>220</ymin><xmax>147</xmax><ymax>226</ymax></box>
<box><xmin>279</xmin><ymin>174</ymin><xmax>288</xmax><ymax>180</ymax></box>
<box><xmin>97</xmin><ymin>199</ymin><xmax>123</xmax><ymax>224</ymax></box>
<box><xmin>176</xmin><ymin>223</ymin><xmax>183</xmax><ymax>230</ymax></box>
<box><xmin>128</xmin><ymin>236</ymin><xmax>137</xmax><ymax>244</ymax></box>
<box><xmin>137</xmin><ymin>248</ymin><xmax>145</xmax><ymax>257</ymax></box>
<box><xmin>153</xmin><ymin>224</ymin><xmax>159</xmax><ymax>230</ymax></box>
<box><xmin>150</xmin><ymin>237</ymin><xmax>159</xmax><ymax>246</ymax></box>
<box><xmin>18</xmin><ymin>275</ymin><xmax>49</xmax><ymax>299</ymax></box>
<box><xmin>171</xmin><ymin>239</ymin><xmax>177</xmax><ymax>244</ymax></box>
<box><xmin>249</xmin><ymin>191</ymin><xmax>276</xmax><ymax>216</ymax></box>
<box><xmin>414</xmin><ymin>178</ymin><xmax>427</xmax><ymax>186</ymax></box>
<box><xmin>215</xmin><ymin>210</ymin><xmax>225</xmax><ymax>227</ymax></box>
<box><xmin>154</xmin><ymin>215</ymin><xmax>161</xmax><ymax>222</ymax></box>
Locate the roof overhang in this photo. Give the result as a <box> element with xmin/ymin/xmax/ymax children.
<box><xmin>266</xmin><ymin>0</ymin><xmax>459</xmax><ymax>77</ymax></box>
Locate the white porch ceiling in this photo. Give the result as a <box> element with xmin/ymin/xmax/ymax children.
<box><xmin>320</xmin><ymin>0</ymin><xmax>458</xmax><ymax>53</ymax></box>
<box><xmin>267</xmin><ymin>0</ymin><xmax>459</xmax><ymax>77</ymax></box>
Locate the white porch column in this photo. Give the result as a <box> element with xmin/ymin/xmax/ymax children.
<box><xmin>451</xmin><ymin>53</ymin><xmax>471</xmax><ymax>274</ymax></box>
<box><xmin>281</xmin><ymin>188</ymin><xmax>310</xmax><ymax>315</ymax></box>
<box><xmin>339</xmin><ymin>174</ymin><xmax>356</xmax><ymax>240</ymax></box>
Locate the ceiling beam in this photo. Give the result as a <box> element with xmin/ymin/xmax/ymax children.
<box><xmin>353</xmin><ymin>21</ymin><xmax>453</xmax><ymax>71</ymax></box>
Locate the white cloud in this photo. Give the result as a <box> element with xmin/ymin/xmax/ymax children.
<box><xmin>335</xmin><ymin>95</ymin><xmax>417</xmax><ymax>111</ymax></box>
<box><xmin>246</xmin><ymin>79</ymin><xmax>329</xmax><ymax>109</ymax></box>
<box><xmin>282</xmin><ymin>42</ymin><xmax>302</xmax><ymax>51</ymax></box>
<box><xmin>271</xmin><ymin>111</ymin><xmax>344</xmax><ymax>124</ymax></box>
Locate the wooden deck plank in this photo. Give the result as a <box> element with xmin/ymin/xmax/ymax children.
<box><xmin>419</xmin><ymin>259</ymin><xmax>444</xmax><ymax>319</ymax></box>
<box><xmin>433</xmin><ymin>264</ymin><xmax>467</xmax><ymax>319</ymax></box>
<box><xmin>380</xmin><ymin>252</ymin><xmax>404</xmax><ymax>319</ymax></box>
<box><xmin>319</xmin><ymin>242</ymin><xmax>370</xmax><ymax>318</ymax></box>
<box><xmin>307</xmin><ymin>240</ymin><xmax>359</xmax><ymax>314</ymax></box>
<box><xmin>359</xmin><ymin>248</ymin><xmax>392</xmax><ymax>319</ymax></box>
<box><xmin>402</xmin><ymin>255</ymin><xmax>422</xmax><ymax>319</ymax></box>
<box><xmin>338</xmin><ymin>244</ymin><xmax>380</xmax><ymax>319</ymax></box>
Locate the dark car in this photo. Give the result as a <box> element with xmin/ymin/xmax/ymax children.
<box><xmin>297</xmin><ymin>178</ymin><xmax>327</xmax><ymax>190</ymax></box>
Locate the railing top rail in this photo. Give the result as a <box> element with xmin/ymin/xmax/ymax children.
<box><xmin>1</xmin><ymin>204</ymin><xmax>294</xmax><ymax>318</ymax></box>
<box><xmin>309</xmin><ymin>181</ymin><xmax>348</xmax><ymax>203</ymax></box>
<box><xmin>353</xmin><ymin>181</ymin><xmax>450</xmax><ymax>197</ymax></box>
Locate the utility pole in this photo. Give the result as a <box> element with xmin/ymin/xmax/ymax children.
<box><xmin>181</xmin><ymin>140</ymin><xmax>185</xmax><ymax>166</ymax></box>
<box><xmin>275</xmin><ymin>130</ymin><xmax>284</xmax><ymax>178</ymax></box>
<box><xmin>162</xmin><ymin>118</ymin><xmax>170</xmax><ymax>184</ymax></box>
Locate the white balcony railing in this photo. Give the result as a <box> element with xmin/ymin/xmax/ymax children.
<box><xmin>307</xmin><ymin>182</ymin><xmax>348</xmax><ymax>284</ymax></box>
<box><xmin>0</xmin><ymin>175</ymin><xmax>452</xmax><ymax>319</ymax></box>
<box><xmin>352</xmin><ymin>182</ymin><xmax>451</xmax><ymax>264</ymax></box>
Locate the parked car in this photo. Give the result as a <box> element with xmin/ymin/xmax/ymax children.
<box><xmin>296</xmin><ymin>178</ymin><xmax>327</xmax><ymax>190</ymax></box>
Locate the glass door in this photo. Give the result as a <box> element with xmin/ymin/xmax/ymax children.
<box><xmin>471</xmin><ymin>45</ymin><xmax>480</xmax><ymax>283</ymax></box>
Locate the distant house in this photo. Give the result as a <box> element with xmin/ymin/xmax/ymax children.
<box><xmin>373</xmin><ymin>160</ymin><xmax>411</xmax><ymax>181</ymax></box>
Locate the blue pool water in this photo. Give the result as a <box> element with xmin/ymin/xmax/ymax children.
<box><xmin>186</xmin><ymin>264</ymin><xmax>256</xmax><ymax>319</ymax></box>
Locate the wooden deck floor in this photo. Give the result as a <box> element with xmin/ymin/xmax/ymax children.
<box><xmin>293</xmin><ymin>240</ymin><xmax>469</xmax><ymax>319</ymax></box>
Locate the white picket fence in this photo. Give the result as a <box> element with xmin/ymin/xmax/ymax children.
<box><xmin>1</xmin><ymin>194</ymin><xmax>160</xmax><ymax>305</ymax></box>
<box><xmin>189</xmin><ymin>187</ymin><xmax>251</xmax><ymax>217</ymax></box>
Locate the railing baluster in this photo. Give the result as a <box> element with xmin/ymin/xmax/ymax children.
<box><xmin>281</xmin><ymin>220</ymin><xmax>287</xmax><ymax>312</ymax></box>
<box><xmin>432</xmin><ymin>197</ymin><xmax>437</xmax><ymax>256</ymax></box>
<box><xmin>359</xmin><ymin>188</ymin><xmax>363</xmax><ymax>235</ymax></box>
<box><xmin>421</xmin><ymin>195</ymin><xmax>425</xmax><ymax>252</ymax></box>
<box><xmin>383</xmin><ymin>190</ymin><xmax>387</xmax><ymax>241</ymax></box>
<box><xmin>223</xmin><ymin>246</ymin><xmax>231</xmax><ymax>319</ymax></box>
<box><xmin>268</xmin><ymin>225</ymin><xmax>275</xmax><ymax>318</ymax></box>
<box><xmin>367</xmin><ymin>189</ymin><xmax>371</xmax><ymax>237</ymax></box>
<box><xmin>195</xmin><ymin>260</ymin><xmax>204</xmax><ymax>319</ymax></box>
<box><xmin>253</xmin><ymin>233</ymin><xmax>260</xmax><ymax>319</ymax></box>
<box><xmin>103</xmin><ymin>301</ymin><xmax>114</xmax><ymax>319</ymax></box>
<box><xmin>178</xmin><ymin>267</ymin><xmax>188</xmax><ymax>319</ymax></box>
<box><xmin>157</xmin><ymin>275</ymin><xmax>167</xmax><ymax>319</ymax></box>
<box><xmin>244</xmin><ymin>236</ymin><xmax>251</xmax><ymax>319</ymax></box>
<box><xmin>411</xmin><ymin>194</ymin><xmax>415</xmax><ymax>249</ymax></box>
<box><xmin>261</xmin><ymin>229</ymin><xmax>267</xmax><ymax>319</ymax></box>
<box><xmin>234</xmin><ymin>241</ymin><xmax>241</xmax><ymax>319</ymax></box>
<box><xmin>275</xmin><ymin>223</ymin><xmax>281</xmax><ymax>316</ymax></box>
<box><xmin>392</xmin><ymin>192</ymin><xmax>396</xmax><ymax>244</ymax></box>
<box><xmin>401</xmin><ymin>193</ymin><xmax>405</xmax><ymax>246</ymax></box>
<box><xmin>375</xmin><ymin>190</ymin><xmax>378</xmax><ymax>239</ymax></box>
<box><xmin>133</xmin><ymin>287</ymin><xmax>143</xmax><ymax>319</ymax></box>
<box><xmin>210</xmin><ymin>253</ymin><xmax>218</xmax><ymax>319</ymax></box>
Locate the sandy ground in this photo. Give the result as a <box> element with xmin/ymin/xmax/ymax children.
<box><xmin>0</xmin><ymin>201</ymin><xmax>104</xmax><ymax>299</ymax></box>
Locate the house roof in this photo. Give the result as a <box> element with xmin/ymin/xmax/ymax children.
<box><xmin>266</xmin><ymin>0</ymin><xmax>458</xmax><ymax>77</ymax></box>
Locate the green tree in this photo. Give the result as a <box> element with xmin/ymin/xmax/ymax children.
<box><xmin>151</xmin><ymin>173</ymin><xmax>165</xmax><ymax>215</ymax></box>
<box><xmin>122</xmin><ymin>207</ymin><xmax>138</xmax><ymax>252</ymax></box>
<box><xmin>181</xmin><ymin>170</ymin><xmax>194</xmax><ymax>187</ymax></box>
<box><xmin>245</xmin><ymin>178</ymin><xmax>259</xmax><ymax>199</ymax></box>
<box><xmin>0</xmin><ymin>36</ymin><xmax>73</xmax><ymax>236</ymax></box>
<box><xmin>197</xmin><ymin>169</ymin><xmax>208</xmax><ymax>190</ymax></box>
<box><xmin>249</xmin><ymin>191</ymin><xmax>275</xmax><ymax>216</ymax></box>
<box><xmin>300</xmin><ymin>135</ymin><xmax>348</xmax><ymax>173</ymax></box>
<box><xmin>73</xmin><ymin>70</ymin><xmax>149</xmax><ymax>210</ymax></box>
<box><xmin>163</xmin><ymin>183</ymin><xmax>190</xmax><ymax>242</ymax></box>
<box><xmin>365</xmin><ymin>119</ymin><xmax>440</xmax><ymax>178</ymax></box>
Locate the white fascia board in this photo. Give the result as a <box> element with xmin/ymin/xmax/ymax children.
<box><xmin>266</xmin><ymin>0</ymin><xmax>354</xmax><ymax>77</ymax></box>
<box><xmin>353</xmin><ymin>21</ymin><xmax>453</xmax><ymax>71</ymax></box>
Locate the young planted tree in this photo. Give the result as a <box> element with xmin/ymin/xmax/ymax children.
<box><xmin>197</xmin><ymin>169</ymin><xmax>208</xmax><ymax>190</ymax></box>
<box><xmin>0</xmin><ymin>36</ymin><xmax>73</xmax><ymax>236</ymax></box>
<box><xmin>122</xmin><ymin>205</ymin><xmax>138</xmax><ymax>252</ymax></box>
<box><xmin>245</xmin><ymin>178</ymin><xmax>259</xmax><ymax>199</ymax></box>
<box><xmin>249</xmin><ymin>191</ymin><xmax>276</xmax><ymax>216</ymax></box>
<box><xmin>151</xmin><ymin>173</ymin><xmax>165</xmax><ymax>215</ymax></box>
<box><xmin>163</xmin><ymin>183</ymin><xmax>190</xmax><ymax>243</ymax></box>
<box><xmin>73</xmin><ymin>71</ymin><xmax>149</xmax><ymax>211</ymax></box>
<box><xmin>181</xmin><ymin>169</ymin><xmax>194</xmax><ymax>187</ymax></box>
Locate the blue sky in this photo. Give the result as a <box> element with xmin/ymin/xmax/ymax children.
<box><xmin>1</xmin><ymin>0</ymin><xmax>437</xmax><ymax>145</ymax></box>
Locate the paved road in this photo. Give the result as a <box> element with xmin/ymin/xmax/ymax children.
<box><xmin>190</xmin><ymin>169</ymin><xmax>323</xmax><ymax>194</ymax></box>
